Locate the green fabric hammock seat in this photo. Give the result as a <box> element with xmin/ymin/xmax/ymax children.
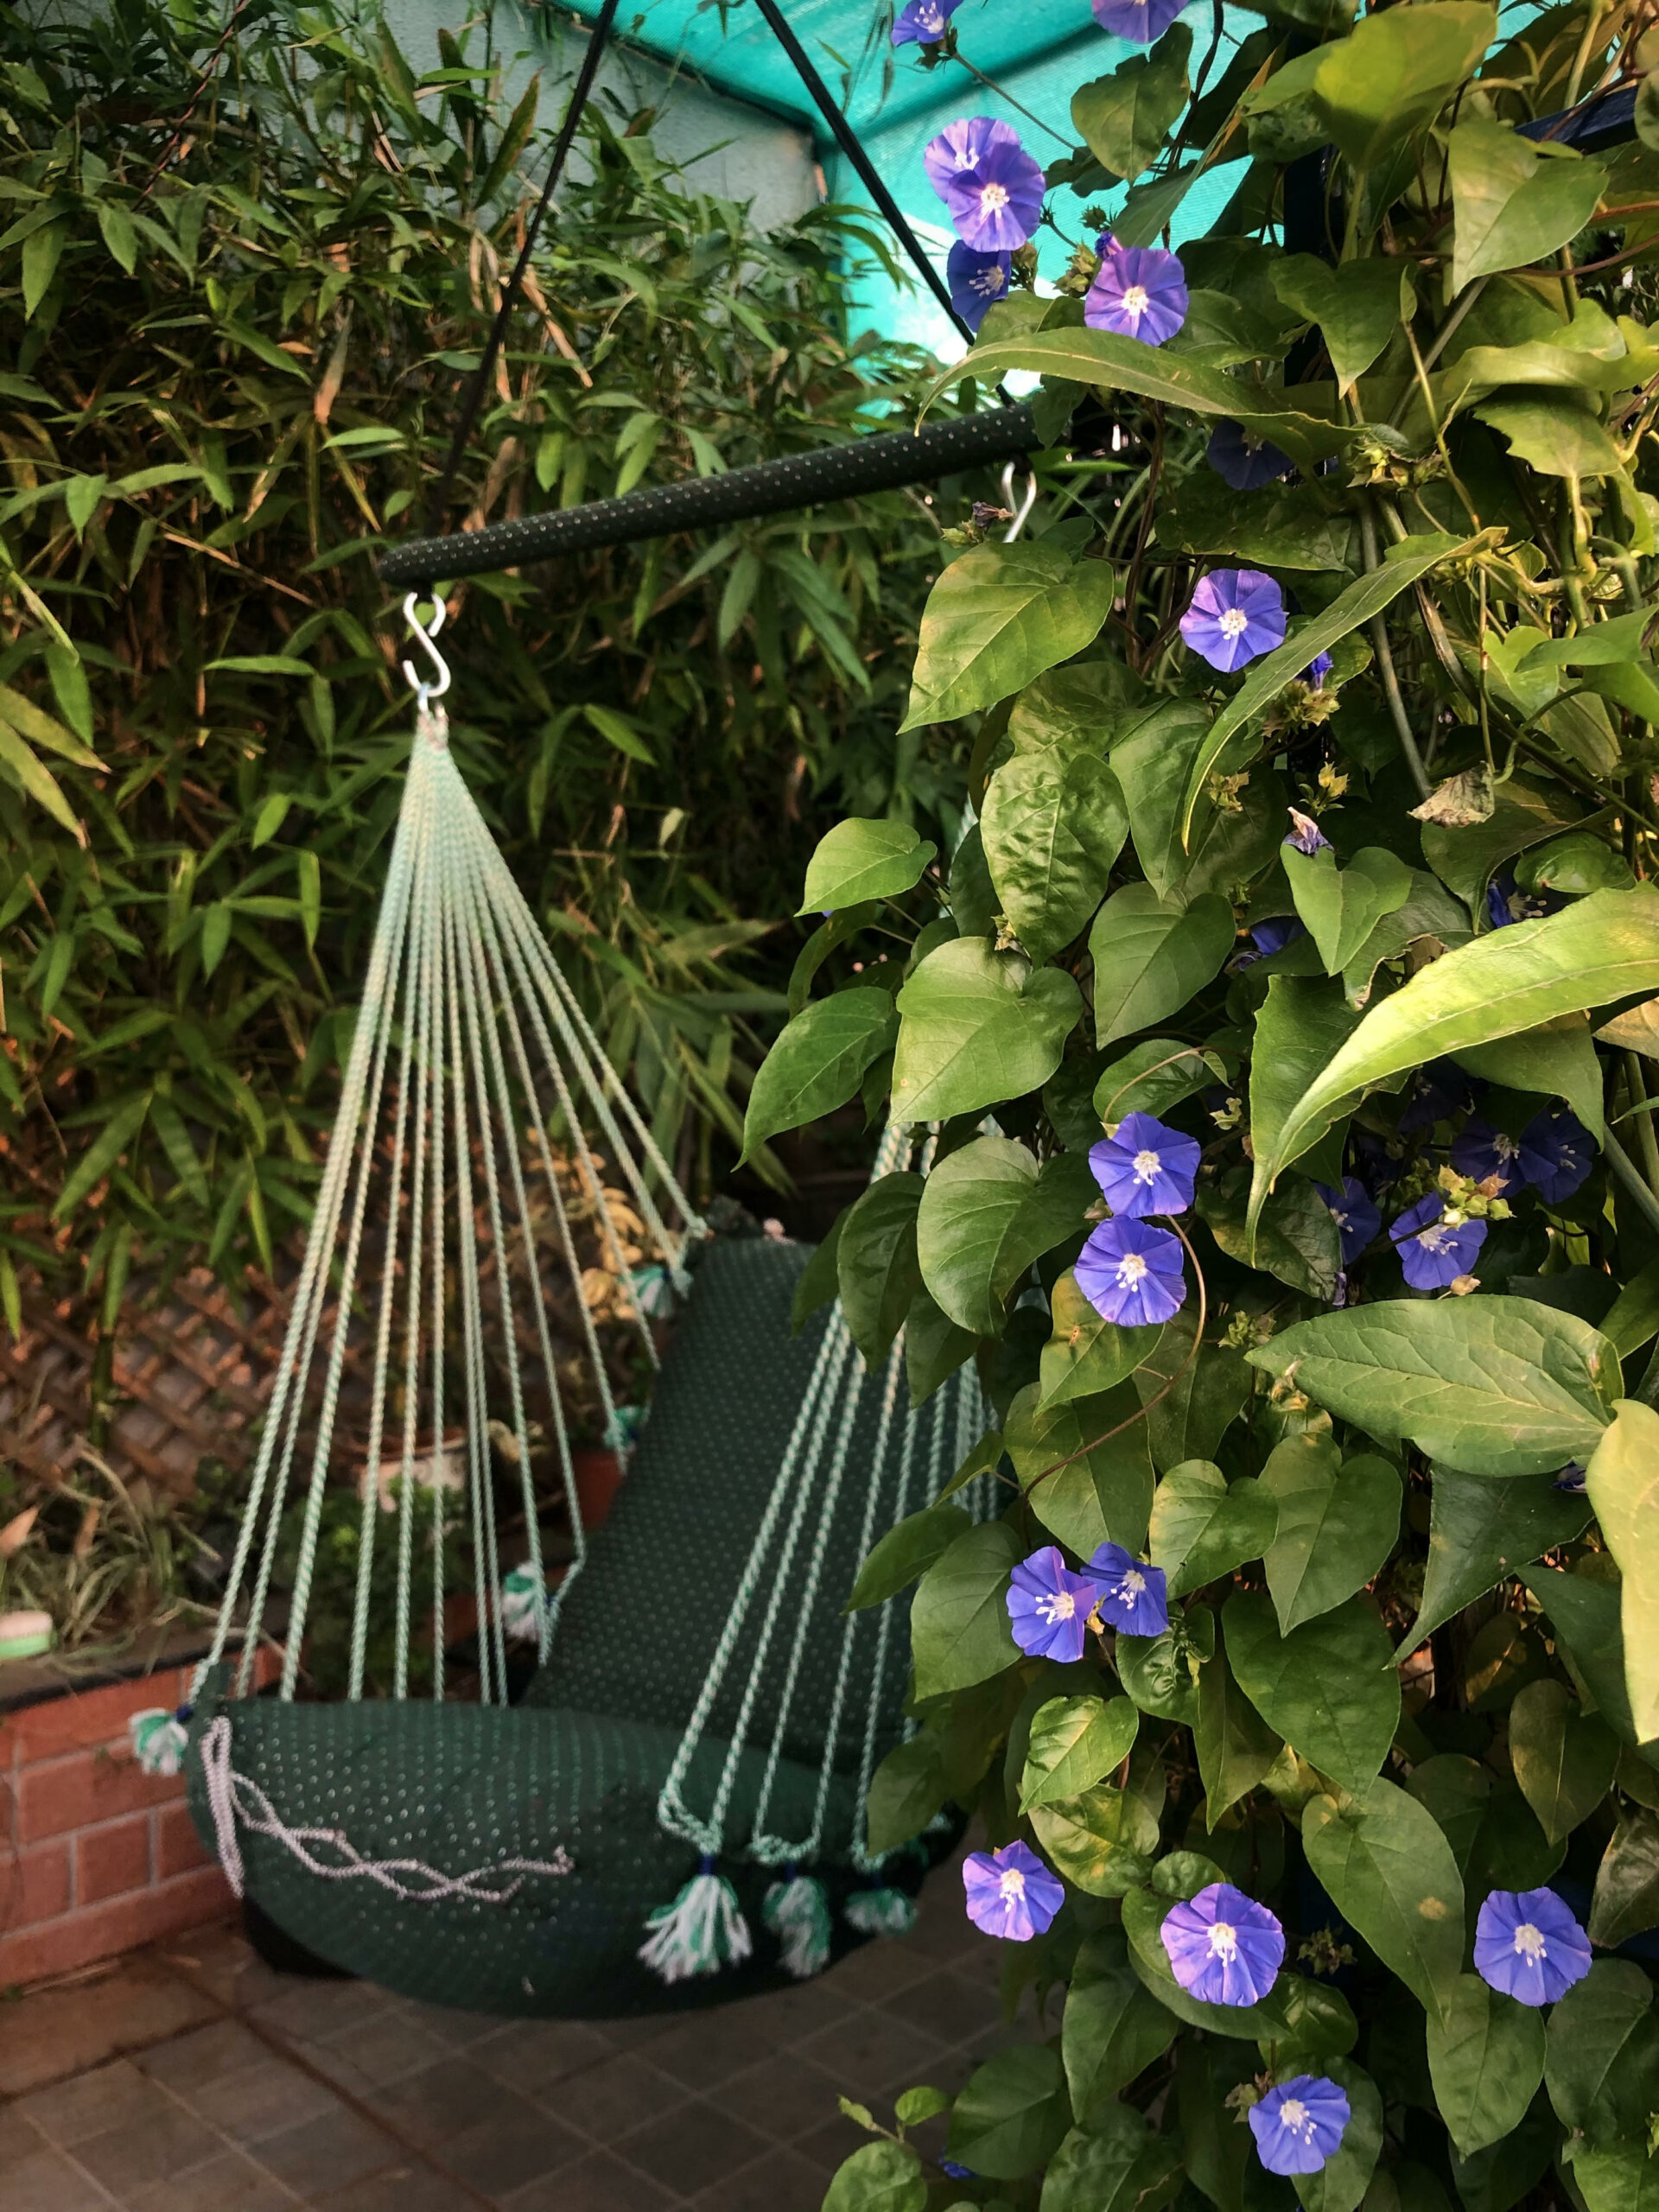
<box><xmin>185</xmin><ymin>1237</ymin><xmax>972</xmax><ymax>2017</ymax></box>
<box><xmin>145</xmin><ymin>632</ymin><xmax>988</xmax><ymax>2018</ymax></box>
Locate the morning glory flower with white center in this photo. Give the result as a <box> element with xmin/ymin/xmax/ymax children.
<box><xmin>1474</xmin><ymin>1887</ymin><xmax>1592</xmax><ymax>2005</ymax></box>
<box><xmin>1450</xmin><ymin>1117</ymin><xmax>1524</xmax><ymax>1195</ymax></box>
<box><xmin>1399</xmin><ymin>1058</ymin><xmax>1478</xmax><ymax>1135</ymax></box>
<box><xmin>1180</xmin><ymin>569</ymin><xmax>1287</xmax><ymax>672</ymax></box>
<box><xmin>1089</xmin><ymin>1111</ymin><xmax>1201</xmax><ymax>1219</ymax></box>
<box><xmin>1084</xmin><ymin>238</ymin><xmax>1188</xmax><ymax>346</ymax></box>
<box><xmin>892</xmin><ymin>0</ymin><xmax>963</xmax><ymax>44</ymax></box>
<box><xmin>1088</xmin><ymin>1541</ymin><xmax>1169</xmax><ymax>1636</ymax></box>
<box><xmin>1485</xmin><ymin>869</ymin><xmax>1563</xmax><ymax>931</ymax></box>
<box><xmin>1160</xmin><ymin>1879</ymin><xmax>1284</xmax><ymax>2005</ymax></box>
<box><xmin>1304</xmin><ymin>652</ymin><xmax>1333</xmax><ymax>688</ymax></box>
<box><xmin>1285</xmin><ymin>806</ymin><xmax>1332</xmax><ymax>856</ymax></box>
<box><xmin>1006</xmin><ymin>1546</ymin><xmax>1103</xmax><ymax>1662</ymax></box>
<box><xmin>1314</xmin><ymin>1176</ymin><xmax>1381</xmax><ymax>1264</ymax></box>
<box><xmin>1232</xmin><ymin>915</ymin><xmax>1306</xmax><ymax>969</ymax></box>
<box><xmin>1390</xmin><ymin>1193</ymin><xmax>1487</xmax><ymax>1290</ymax></box>
<box><xmin>923</xmin><ymin>117</ymin><xmax>1046</xmax><ymax>252</ymax></box>
<box><xmin>946</xmin><ymin>241</ymin><xmax>1012</xmax><ymax>333</ymax></box>
<box><xmin>1249</xmin><ymin>2075</ymin><xmax>1351</xmax><ymax>2176</ymax></box>
<box><xmin>1518</xmin><ymin>1107</ymin><xmax>1595</xmax><ymax>1202</ymax></box>
<box><xmin>1554</xmin><ymin>1461</ymin><xmax>1588</xmax><ymax>1492</ymax></box>
<box><xmin>963</xmin><ymin>1840</ymin><xmax>1065</xmax><ymax>1941</ymax></box>
<box><xmin>1076</xmin><ymin>1217</ymin><xmax>1187</xmax><ymax>1326</ymax></box>
<box><xmin>1092</xmin><ymin>0</ymin><xmax>1190</xmax><ymax>42</ymax></box>
<box><xmin>1207</xmin><ymin>419</ymin><xmax>1294</xmax><ymax>490</ymax></box>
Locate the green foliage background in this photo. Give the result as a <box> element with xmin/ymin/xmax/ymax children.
<box><xmin>737</xmin><ymin>4</ymin><xmax>1659</xmax><ymax>2209</ymax></box>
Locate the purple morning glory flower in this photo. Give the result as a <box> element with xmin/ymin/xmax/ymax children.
<box><xmin>1088</xmin><ymin>1541</ymin><xmax>1168</xmax><ymax>1636</ymax></box>
<box><xmin>1304</xmin><ymin>652</ymin><xmax>1333</xmax><ymax>688</ymax></box>
<box><xmin>1399</xmin><ymin>1058</ymin><xmax>1478</xmax><ymax>1135</ymax></box>
<box><xmin>1084</xmin><ymin>238</ymin><xmax>1188</xmax><ymax>346</ymax></box>
<box><xmin>1285</xmin><ymin>807</ymin><xmax>1332</xmax><ymax>856</ymax></box>
<box><xmin>946</xmin><ymin>241</ymin><xmax>1012</xmax><ymax>333</ymax></box>
<box><xmin>1249</xmin><ymin>2076</ymin><xmax>1351</xmax><ymax>2177</ymax></box>
<box><xmin>963</xmin><ymin>1840</ymin><xmax>1065</xmax><ymax>1942</ymax></box>
<box><xmin>1315</xmin><ymin>1177</ymin><xmax>1381</xmax><ymax>1264</ymax></box>
<box><xmin>892</xmin><ymin>0</ymin><xmax>963</xmax><ymax>44</ymax></box>
<box><xmin>1092</xmin><ymin>0</ymin><xmax>1190</xmax><ymax>42</ymax></box>
<box><xmin>1090</xmin><ymin>1111</ymin><xmax>1201</xmax><ymax>1219</ymax></box>
<box><xmin>1207</xmin><ymin>420</ymin><xmax>1294</xmax><ymax>491</ymax></box>
<box><xmin>1233</xmin><ymin>915</ymin><xmax>1306</xmax><ymax>969</ymax></box>
<box><xmin>1181</xmin><ymin>569</ymin><xmax>1287</xmax><ymax>674</ymax></box>
<box><xmin>1554</xmin><ymin>1461</ymin><xmax>1588</xmax><ymax>1492</ymax></box>
<box><xmin>1160</xmin><ymin>1880</ymin><xmax>1284</xmax><ymax>2006</ymax></box>
<box><xmin>1485</xmin><ymin>870</ymin><xmax>1564</xmax><ymax>931</ymax></box>
<box><xmin>1518</xmin><ymin>1107</ymin><xmax>1595</xmax><ymax>1202</ymax></box>
<box><xmin>1390</xmin><ymin>1193</ymin><xmax>1487</xmax><ymax>1289</ymax></box>
<box><xmin>1474</xmin><ymin>1887</ymin><xmax>1592</xmax><ymax>2005</ymax></box>
<box><xmin>1076</xmin><ymin>1217</ymin><xmax>1187</xmax><ymax>1327</ymax></box>
<box><xmin>1006</xmin><ymin>1546</ymin><xmax>1103</xmax><ymax>1662</ymax></box>
<box><xmin>1450</xmin><ymin>1117</ymin><xmax>1523</xmax><ymax>1195</ymax></box>
<box><xmin>924</xmin><ymin>117</ymin><xmax>1046</xmax><ymax>252</ymax></box>
<box><xmin>939</xmin><ymin>2162</ymin><xmax>977</xmax><ymax>2182</ymax></box>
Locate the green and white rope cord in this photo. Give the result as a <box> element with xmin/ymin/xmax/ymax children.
<box><xmin>194</xmin><ymin>702</ymin><xmax>702</xmax><ymax>1713</ymax></box>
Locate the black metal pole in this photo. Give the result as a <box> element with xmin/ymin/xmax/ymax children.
<box><xmin>378</xmin><ymin>402</ymin><xmax>1038</xmax><ymax>585</ymax></box>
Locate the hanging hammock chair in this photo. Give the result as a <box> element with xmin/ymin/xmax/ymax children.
<box><xmin>144</xmin><ymin>616</ymin><xmax>988</xmax><ymax>2018</ymax></box>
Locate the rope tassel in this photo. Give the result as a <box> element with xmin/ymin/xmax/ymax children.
<box><xmin>130</xmin><ymin>1706</ymin><xmax>191</xmax><ymax>1778</ymax></box>
<box><xmin>763</xmin><ymin>1870</ymin><xmax>832</xmax><ymax>1980</ymax></box>
<box><xmin>639</xmin><ymin>1858</ymin><xmax>752</xmax><ymax>1985</ymax></box>
<box><xmin>844</xmin><ymin>1885</ymin><xmax>917</xmax><ymax>1937</ymax></box>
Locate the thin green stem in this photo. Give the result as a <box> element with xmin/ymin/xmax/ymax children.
<box><xmin>1359</xmin><ymin>503</ymin><xmax>1432</xmax><ymax>798</ymax></box>
<box><xmin>1605</xmin><ymin>1126</ymin><xmax>1659</xmax><ymax>1238</ymax></box>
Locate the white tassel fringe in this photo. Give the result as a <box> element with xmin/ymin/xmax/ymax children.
<box><xmin>763</xmin><ymin>1872</ymin><xmax>833</xmax><ymax>1980</ymax></box>
<box><xmin>639</xmin><ymin>1861</ymin><xmax>752</xmax><ymax>1985</ymax></box>
<box><xmin>845</xmin><ymin>1885</ymin><xmax>917</xmax><ymax>1936</ymax></box>
<box><xmin>130</xmin><ymin>1707</ymin><xmax>190</xmax><ymax>1778</ymax></box>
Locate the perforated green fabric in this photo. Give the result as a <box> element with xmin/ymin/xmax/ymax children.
<box><xmin>185</xmin><ymin>1237</ymin><xmax>960</xmax><ymax>2017</ymax></box>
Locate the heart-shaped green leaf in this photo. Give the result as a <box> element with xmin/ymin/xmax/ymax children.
<box><xmin>1224</xmin><ymin>1589</ymin><xmax>1402</xmax><ymax>1797</ymax></box>
<box><xmin>1261</xmin><ymin>1435</ymin><xmax>1402</xmax><ymax>1631</ymax></box>
<box><xmin>1509</xmin><ymin>1676</ymin><xmax>1620</xmax><ymax>1847</ymax></box>
<box><xmin>1039</xmin><ymin>1271</ymin><xmax>1166</xmax><ymax>1411</ymax></box>
<box><xmin>893</xmin><ymin>939</ymin><xmax>1083</xmax><ymax>1122</ymax></box>
<box><xmin>1020</xmin><ymin>1694</ymin><xmax>1141</xmax><ymax>1813</ymax></box>
<box><xmin>1284</xmin><ymin>843</ymin><xmax>1414</xmax><ymax>977</ymax></box>
<box><xmin>1148</xmin><ymin>1459</ymin><xmax>1277</xmax><ymax>1599</ymax></box>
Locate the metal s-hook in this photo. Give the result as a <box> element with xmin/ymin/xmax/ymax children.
<box><xmin>1000</xmin><ymin>461</ymin><xmax>1039</xmax><ymax>543</ymax></box>
<box><xmin>401</xmin><ymin>592</ymin><xmax>453</xmax><ymax>710</ymax></box>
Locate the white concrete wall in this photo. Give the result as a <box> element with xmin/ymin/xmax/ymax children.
<box><xmin>382</xmin><ymin>0</ymin><xmax>823</xmax><ymax>226</ymax></box>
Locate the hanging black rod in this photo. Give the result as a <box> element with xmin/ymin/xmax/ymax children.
<box><xmin>377</xmin><ymin>402</ymin><xmax>1039</xmax><ymax>586</ymax></box>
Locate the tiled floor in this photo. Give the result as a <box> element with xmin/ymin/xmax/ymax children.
<box><xmin>0</xmin><ymin>1851</ymin><xmax>1023</xmax><ymax>2211</ymax></box>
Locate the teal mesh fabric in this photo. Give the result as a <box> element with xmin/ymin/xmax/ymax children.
<box><xmin>186</xmin><ymin>1237</ymin><xmax>961</xmax><ymax>2017</ymax></box>
<box><xmin>524</xmin><ymin>1236</ymin><xmax>914</xmax><ymax>1770</ymax></box>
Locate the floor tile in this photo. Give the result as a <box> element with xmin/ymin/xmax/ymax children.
<box><xmin>4</xmin><ymin>2145</ymin><xmax>115</xmax><ymax>2212</ymax></box>
<box><xmin>713</xmin><ymin>2053</ymin><xmax>846</xmax><ymax>2144</ymax></box>
<box><xmin>467</xmin><ymin>2018</ymin><xmax>613</xmax><ymax>2095</ymax></box>
<box><xmin>299</xmin><ymin>2012</ymin><xmax>452</xmax><ymax>2094</ymax></box>
<box><xmin>257</xmin><ymin>2103</ymin><xmax>403</xmax><ymax>2197</ymax></box>
<box><xmin>69</xmin><ymin>2098</ymin><xmax>226</xmax><ymax>2196</ymax></box>
<box><xmin>0</xmin><ymin>1951</ymin><xmax>221</xmax><ymax>2099</ymax></box>
<box><xmin>0</xmin><ymin>2105</ymin><xmax>49</xmax><ymax>2161</ymax></box>
<box><xmin>560</xmin><ymin>2051</ymin><xmax>686</xmax><ymax>2141</ymax></box>
<box><xmin>439</xmin><ymin>2102</ymin><xmax>588</xmax><ymax>2195</ymax></box>
<box><xmin>819</xmin><ymin>1940</ymin><xmax>937</xmax><ymax>2004</ymax></box>
<box><xmin>184</xmin><ymin>2053</ymin><xmax>343</xmax><ymax>2142</ymax></box>
<box><xmin>366</xmin><ymin>2060</ymin><xmax>543</xmax><ymax>2151</ymax></box>
<box><xmin>795</xmin><ymin>2109</ymin><xmax>880</xmax><ymax>2178</ymax></box>
<box><xmin>726</xmin><ymin>1976</ymin><xmax>857</xmax><ymax>2045</ymax></box>
<box><xmin>502</xmin><ymin>2151</ymin><xmax>672</xmax><ymax>2212</ymax></box>
<box><xmin>879</xmin><ymin>1967</ymin><xmax>1004</xmax><ymax>2047</ymax></box>
<box><xmin>137</xmin><ymin>2018</ymin><xmax>270</xmax><ymax>2089</ymax></box>
<box><xmin>690</xmin><ymin>2144</ymin><xmax>828</xmax><ymax>2212</ymax></box>
<box><xmin>617</xmin><ymin>2097</ymin><xmax>772</xmax><ymax>2196</ymax></box>
<box><xmin>18</xmin><ymin>2057</ymin><xmax>164</xmax><ymax>2148</ymax></box>
<box><xmin>644</xmin><ymin>2011</ymin><xmax>778</xmax><ymax>2092</ymax></box>
<box><xmin>126</xmin><ymin>2148</ymin><xmax>296</xmax><ymax>2211</ymax></box>
<box><xmin>795</xmin><ymin>2008</ymin><xmax>947</xmax><ymax>2098</ymax></box>
<box><xmin>392</xmin><ymin>2001</ymin><xmax>505</xmax><ymax>2049</ymax></box>
<box><xmin>312</xmin><ymin>2163</ymin><xmax>476</xmax><ymax>2212</ymax></box>
<box><xmin>249</xmin><ymin>1980</ymin><xmax>392</xmax><ymax>2045</ymax></box>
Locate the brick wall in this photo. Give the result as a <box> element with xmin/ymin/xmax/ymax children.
<box><xmin>0</xmin><ymin>1657</ymin><xmax>272</xmax><ymax>1989</ymax></box>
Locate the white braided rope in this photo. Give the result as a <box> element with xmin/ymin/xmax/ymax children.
<box><xmin>199</xmin><ymin>1717</ymin><xmax>572</xmax><ymax>1902</ymax></box>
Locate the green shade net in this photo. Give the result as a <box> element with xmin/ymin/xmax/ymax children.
<box><xmin>187</xmin><ymin>1236</ymin><xmax>970</xmax><ymax>2016</ymax></box>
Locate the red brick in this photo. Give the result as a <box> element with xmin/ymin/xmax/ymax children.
<box><xmin>155</xmin><ymin>1800</ymin><xmax>212</xmax><ymax>1879</ymax></box>
<box><xmin>0</xmin><ymin>1866</ymin><xmax>232</xmax><ymax>1990</ymax></box>
<box><xmin>77</xmin><ymin>1815</ymin><xmax>150</xmax><ymax>1904</ymax></box>
<box><xmin>1</xmin><ymin>1839</ymin><xmax>72</xmax><ymax>1928</ymax></box>
<box><xmin>16</xmin><ymin>1747</ymin><xmax>179</xmax><ymax>1842</ymax></box>
<box><xmin>3</xmin><ymin>1666</ymin><xmax>193</xmax><ymax>1763</ymax></box>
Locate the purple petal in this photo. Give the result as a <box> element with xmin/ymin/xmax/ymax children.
<box><xmin>1089</xmin><ymin>1111</ymin><xmax>1202</xmax><ymax>1219</ymax></box>
<box><xmin>1249</xmin><ymin>2075</ymin><xmax>1351</xmax><ymax>2176</ymax></box>
<box><xmin>1473</xmin><ymin>1887</ymin><xmax>1592</xmax><ymax>2005</ymax></box>
<box><xmin>1076</xmin><ymin>1217</ymin><xmax>1187</xmax><ymax>1326</ymax></box>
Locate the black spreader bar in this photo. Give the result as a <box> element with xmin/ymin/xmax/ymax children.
<box><xmin>378</xmin><ymin>402</ymin><xmax>1038</xmax><ymax>584</ymax></box>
